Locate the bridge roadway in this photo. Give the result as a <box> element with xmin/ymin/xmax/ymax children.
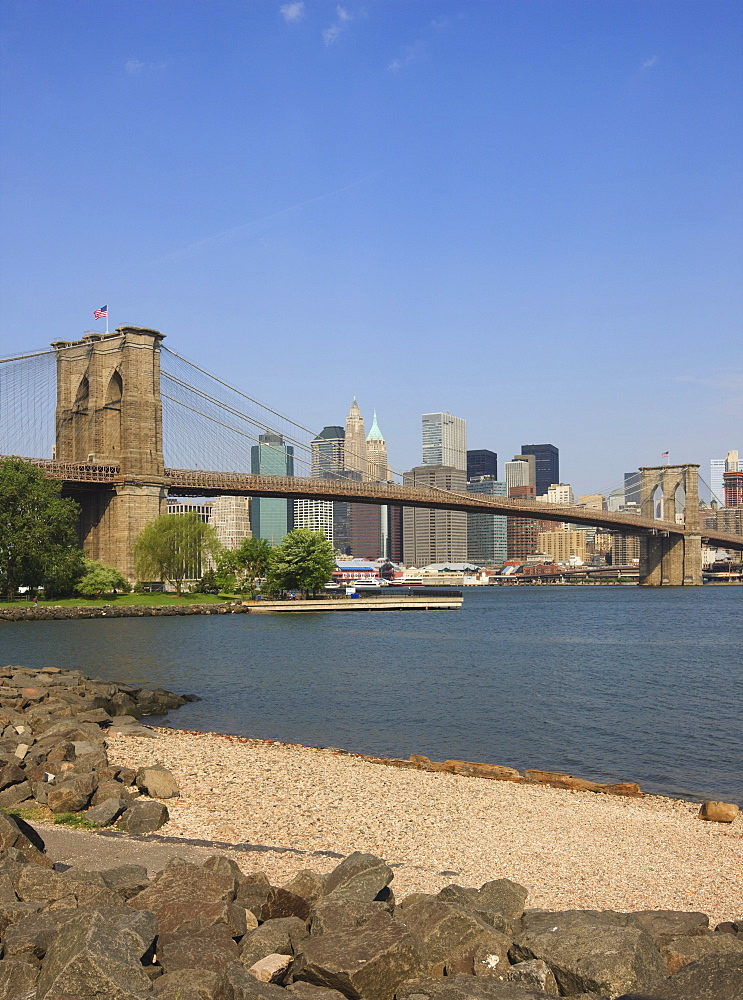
<box><xmin>14</xmin><ymin>457</ymin><xmax>743</xmax><ymax>552</ymax></box>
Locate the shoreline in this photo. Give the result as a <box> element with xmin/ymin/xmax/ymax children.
<box><xmin>104</xmin><ymin>724</ymin><xmax>743</xmax><ymax>928</ymax></box>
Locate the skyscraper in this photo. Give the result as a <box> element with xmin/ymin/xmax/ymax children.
<box><xmin>422</xmin><ymin>413</ymin><xmax>467</xmax><ymax>471</ymax></box>
<box><xmin>624</xmin><ymin>471</ymin><xmax>641</xmax><ymax>507</ymax></box>
<box><xmin>467</xmin><ymin>477</ymin><xmax>507</xmax><ymax>566</ymax></box>
<box><xmin>467</xmin><ymin>450</ymin><xmax>497</xmax><ymax>481</ymax></box>
<box><xmin>344</xmin><ymin>399</ymin><xmax>366</xmax><ymax>479</ymax></box>
<box><xmin>505</xmin><ymin>455</ymin><xmax>534</xmax><ymax>491</ymax></box>
<box><xmin>366</xmin><ymin>412</ymin><xmax>390</xmax><ymax>482</ymax></box>
<box><xmin>521</xmin><ymin>444</ymin><xmax>559</xmax><ymax>497</ymax></box>
<box><xmin>402</xmin><ymin>465</ymin><xmax>468</xmax><ymax>565</ymax></box>
<box><xmin>312</xmin><ymin>426</ymin><xmax>345</xmax><ymax>477</ymax></box>
<box><xmin>250</xmin><ymin>432</ymin><xmax>294</xmax><ymax>545</ymax></box>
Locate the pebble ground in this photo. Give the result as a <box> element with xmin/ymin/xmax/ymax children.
<box><xmin>106</xmin><ymin>728</ymin><xmax>743</xmax><ymax>927</ymax></box>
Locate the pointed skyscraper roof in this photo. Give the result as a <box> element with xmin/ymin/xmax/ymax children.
<box><xmin>367</xmin><ymin>411</ymin><xmax>384</xmax><ymax>442</ymax></box>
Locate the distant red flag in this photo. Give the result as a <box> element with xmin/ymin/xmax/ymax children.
<box><xmin>93</xmin><ymin>305</ymin><xmax>107</xmax><ymax>319</ymax></box>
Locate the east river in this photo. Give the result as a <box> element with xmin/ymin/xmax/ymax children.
<box><xmin>1</xmin><ymin>586</ymin><xmax>740</xmax><ymax>803</ymax></box>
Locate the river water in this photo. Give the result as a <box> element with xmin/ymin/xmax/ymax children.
<box><xmin>1</xmin><ymin>587</ymin><xmax>740</xmax><ymax>804</ymax></box>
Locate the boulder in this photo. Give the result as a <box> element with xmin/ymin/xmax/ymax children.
<box><xmin>286</xmin><ymin>983</ymin><xmax>348</xmax><ymax>1000</ymax></box>
<box><xmin>136</xmin><ymin>765</ymin><xmax>181</xmax><ymax>799</ymax></box>
<box><xmin>47</xmin><ymin>772</ymin><xmax>98</xmax><ymax>814</ymax></box>
<box><xmin>214</xmin><ymin>962</ymin><xmax>291</xmax><ymax>1000</ymax></box>
<box><xmin>511</xmin><ymin>909</ymin><xmax>667</xmax><ymax>997</ymax></box>
<box><xmin>155</xmin><ymin>968</ymin><xmax>220</xmax><ymax>999</ymax></box>
<box><xmin>323</xmin><ymin>852</ymin><xmax>394</xmax><ymax>903</ymax></box>
<box><xmin>90</xmin><ymin>905</ymin><xmax>157</xmax><ymax>958</ymax></box>
<box><xmin>395</xmin><ymin>896</ymin><xmax>510</xmax><ymax>974</ymax></box>
<box><xmin>14</xmin><ymin>864</ymin><xmax>73</xmax><ymax>904</ymax></box>
<box><xmin>0</xmin><ymin>958</ymin><xmax>39</xmax><ymax>999</ymax></box>
<box><xmin>86</xmin><ymin>795</ymin><xmax>129</xmax><ymax>827</ymax></box>
<box><xmin>259</xmin><ymin>886</ymin><xmax>313</xmax><ymax>922</ymax></box>
<box><xmin>158</xmin><ymin>922</ymin><xmax>240</xmax><ymax>974</ymax></box>
<box><xmin>0</xmin><ymin>761</ymin><xmax>27</xmax><ymax>789</ymax></box>
<box><xmin>91</xmin><ymin>778</ymin><xmax>136</xmax><ymax>806</ymax></box>
<box><xmin>128</xmin><ymin>858</ymin><xmax>238</xmax><ymax>932</ymax></box>
<box><xmin>100</xmin><ymin>863</ymin><xmax>151</xmax><ymax>900</ymax></box>
<box><xmin>624</xmin><ymin>910</ymin><xmax>709</xmax><ymax>949</ymax></box>
<box><xmin>615</xmin><ymin>952</ymin><xmax>743</xmax><ymax>999</ymax></box>
<box><xmin>0</xmin><ymin>812</ymin><xmax>50</xmax><ymax>866</ymax></box>
<box><xmin>698</xmin><ymin>801</ymin><xmax>740</xmax><ymax>823</ymax></box>
<box><xmin>506</xmin><ymin>959</ymin><xmax>559</xmax><ymax>993</ymax></box>
<box><xmin>290</xmin><ymin>910</ymin><xmax>425</xmax><ymax>1000</ymax></box>
<box><xmin>118</xmin><ymin>799</ymin><xmax>170</xmax><ymax>833</ymax></box>
<box><xmin>36</xmin><ymin>909</ymin><xmax>154</xmax><ymax>999</ymax></box>
<box><xmin>235</xmin><ymin>872</ymin><xmax>273</xmax><ymax>919</ymax></box>
<box><xmin>310</xmin><ymin>899</ymin><xmax>390</xmax><ymax>937</ymax></box>
<box><xmin>476</xmin><ymin>879</ymin><xmax>528</xmax><ymax>928</ymax></box>
<box><xmin>396</xmin><ymin>973</ymin><xmax>554</xmax><ymax>1000</ymax></box>
<box><xmin>240</xmin><ymin>916</ymin><xmax>309</xmax><ymax>968</ymax></box>
<box><xmin>283</xmin><ymin>870</ymin><xmax>328</xmax><ymax>906</ymax></box>
<box><xmin>3</xmin><ymin>909</ymin><xmax>77</xmax><ymax>962</ymax></box>
<box><xmin>247</xmin><ymin>953</ymin><xmax>293</xmax><ymax>983</ymax></box>
<box><xmin>660</xmin><ymin>933</ymin><xmax>743</xmax><ymax>975</ymax></box>
<box><xmin>0</xmin><ymin>778</ymin><xmax>33</xmax><ymax>808</ymax></box>
<box><xmin>156</xmin><ymin>900</ymin><xmax>256</xmax><ymax>944</ymax></box>
<box><xmin>59</xmin><ymin>866</ymin><xmax>126</xmax><ymax>907</ymax></box>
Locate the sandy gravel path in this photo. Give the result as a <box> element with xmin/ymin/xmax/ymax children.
<box><xmin>106</xmin><ymin>728</ymin><xmax>743</xmax><ymax>927</ymax></box>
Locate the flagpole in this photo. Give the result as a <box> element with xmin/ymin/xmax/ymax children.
<box><xmin>105</xmin><ymin>307</ymin><xmax>109</xmax><ymax>335</ymax></box>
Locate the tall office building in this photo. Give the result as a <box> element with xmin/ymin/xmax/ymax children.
<box><xmin>712</xmin><ymin>450</ymin><xmax>740</xmax><ymax>506</ymax></box>
<box><xmin>467</xmin><ymin>477</ymin><xmax>507</xmax><ymax>566</ymax></box>
<box><xmin>545</xmin><ymin>483</ymin><xmax>574</xmax><ymax>505</ymax></box>
<box><xmin>422</xmin><ymin>413</ymin><xmax>467</xmax><ymax>471</ymax></box>
<box><xmin>724</xmin><ymin>471</ymin><xmax>743</xmax><ymax>507</ymax></box>
<box><xmin>344</xmin><ymin>399</ymin><xmax>366</xmax><ymax>478</ymax></box>
<box><xmin>366</xmin><ymin>412</ymin><xmax>390</xmax><ymax>482</ymax></box>
<box><xmin>402</xmin><ymin>466</ymin><xmax>468</xmax><ymax>565</ymax></box>
<box><xmin>624</xmin><ymin>472</ymin><xmax>641</xmax><ymax>507</ymax></box>
<box><xmin>505</xmin><ymin>455</ymin><xmax>535</xmax><ymax>491</ymax></box>
<box><xmin>250</xmin><ymin>432</ymin><xmax>294</xmax><ymax>545</ymax></box>
<box><xmin>467</xmin><ymin>450</ymin><xmax>497</xmax><ymax>481</ymax></box>
<box><xmin>293</xmin><ymin>500</ymin><xmax>334</xmax><ymax>542</ymax></box>
<box><xmin>521</xmin><ymin>444</ymin><xmax>559</xmax><ymax>498</ymax></box>
<box><xmin>312</xmin><ymin>426</ymin><xmax>345</xmax><ymax>477</ymax></box>
<box><xmin>211</xmin><ymin>496</ymin><xmax>252</xmax><ymax>550</ymax></box>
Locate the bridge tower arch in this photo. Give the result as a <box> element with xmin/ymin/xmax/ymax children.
<box><xmin>638</xmin><ymin>464</ymin><xmax>702</xmax><ymax>585</ymax></box>
<box><xmin>51</xmin><ymin>328</ymin><xmax>168</xmax><ymax>580</ymax></box>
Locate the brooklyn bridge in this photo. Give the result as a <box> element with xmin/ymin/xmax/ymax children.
<box><xmin>2</xmin><ymin>327</ymin><xmax>741</xmax><ymax>586</ymax></box>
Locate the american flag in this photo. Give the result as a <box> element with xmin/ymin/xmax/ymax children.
<box><xmin>661</xmin><ymin>451</ymin><xmax>669</xmax><ymax>458</ymax></box>
<box><xmin>93</xmin><ymin>305</ymin><xmax>107</xmax><ymax>319</ymax></box>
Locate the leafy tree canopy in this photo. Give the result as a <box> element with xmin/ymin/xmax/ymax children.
<box><xmin>0</xmin><ymin>457</ymin><xmax>82</xmax><ymax>598</ymax></box>
<box><xmin>265</xmin><ymin>528</ymin><xmax>336</xmax><ymax>597</ymax></box>
<box><xmin>134</xmin><ymin>512</ymin><xmax>221</xmax><ymax>595</ymax></box>
<box><xmin>75</xmin><ymin>558</ymin><xmax>130</xmax><ymax>598</ymax></box>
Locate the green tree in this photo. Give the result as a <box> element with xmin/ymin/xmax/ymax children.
<box><xmin>74</xmin><ymin>558</ymin><xmax>130</xmax><ymax>598</ymax></box>
<box><xmin>265</xmin><ymin>528</ymin><xmax>336</xmax><ymax>597</ymax></box>
<box><xmin>0</xmin><ymin>457</ymin><xmax>82</xmax><ymax>598</ymax></box>
<box><xmin>233</xmin><ymin>536</ymin><xmax>272</xmax><ymax>595</ymax></box>
<box><xmin>133</xmin><ymin>512</ymin><xmax>221</xmax><ymax>596</ymax></box>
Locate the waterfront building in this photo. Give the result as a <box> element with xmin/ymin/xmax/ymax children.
<box><xmin>467</xmin><ymin>449</ymin><xmax>498</xmax><ymax>481</ymax></box>
<box><xmin>705</xmin><ymin>507</ymin><xmax>743</xmax><ymax>536</ymax></box>
<box><xmin>250</xmin><ymin>431</ymin><xmax>294</xmax><ymax>545</ymax></box>
<box><xmin>611</xmin><ymin>533</ymin><xmax>641</xmax><ymax>565</ymax></box>
<box><xmin>386</xmin><ymin>506</ymin><xmax>404</xmax><ymax>562</ymax></box>
<box><xmin>422</xmin><ymin>413</ymin><xmax>467</xmax><ymax>471</ymax></box>
<box><xmin>349</xmin><ymin>503</ymin><xmax>383</xmax><ymax>559</ymax></box>
<box><xmin>402</xmin><ymin>465</ymin><xmax>467</xmax><ymax>565</ymax></box>
<box><xmin>344</xmin><ymin>398</ymin><xmax>367</xmax><ymax>479</ymax></box>
<box><xmin>211</xmin><ymin>496</ymin><xmax>251</xmax><ymax>550</ymax></box>
<box><xmin>537</xmin><ymin>529</ymin><xmax>587</xmax><ymax>564</ymax></box>
<box><xmin>521</xmin><ymin>443</ymin><xmax>559</xmax><ymax>497</ymax></box>
<box><xmin>167</xmin><ymin>501</ymin><xmax>212</xmax><ymax>522</ymax></box>
<box><xmin>293</xmin><ymin>499</ymin><xmax>334</xmax><ymax>542</ymax></box>
<box><xmin>467</xmin><ymin>477</ymin><xmax>507</xmax><ymax>566</ymax></box>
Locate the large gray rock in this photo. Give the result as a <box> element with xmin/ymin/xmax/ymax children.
<box><xmin>156</xmin><ymin>900</ymin><xmax>256</xmax><ymax>944</ymax></box>
<box><xmin>624</xmin><ymin>910</ymin><xmax>709</xmax><ymax>949</ymax></box>
<box><xmin>615</xmin><ymin>952</ymin><xmax>743</xmax><ymax>999</ymax></box>
<box><xmin>36</xmin><ymin>909</ymin><xmax>154</xmax><ymax>998</ymax></box>
<box><xmin>310</xmin><ymin>899</ymin><xmax>389</xmax><ymax>937</ymax></box>
<box><xmin>323</xmin><ymin>852</ymin><xmax>394</xmax><ymax>903</ymax></box>
<box><xmin>13</xmin><ymin>864</ymin><xmax>73</xmax><ymax>904</ymax></box>
<box><xmin>91</xmin><ymin>905</ymin><xmax>157</xmax><ymax>958</ymax></box>
<box><xmin>506</xmin><ymin>958</ymin><xmax>559</xmax><ymax>994</ymax></box>
<box><xmin>215</xmin><ymin>961</ymin><xmax>292</xmax><ymax>1000</ymax></box>
<box><xmin>158</xmin><ymin>922</ymin><xmax>240</xmax><ymax>974</ymax></box>
<box><xmin>396</xmin><ymin>973</ymin><xmax>554</xmax><ymax>1000</ymax></box>
<box><xmin>240</xmin><ymin>916</ymin><xmax>309</xmax><ymax>968</ymax></box>
<box><xmin>155</xmin><ymin>968</ymin><xmax>220</xmax><ymax>999</ymax></box>
<box><xmin>129</xmin><ymin>857</ymin><xmax>238</xmax><ymax>935</ymax></box>
<box><xmin>118</xmin><ymin>799</ymin><xmax>170</xmax><ymax>833</ymax></box>
<box><xmin>283</xmin><ymin>870</ymin><xmax>328</xmax><ymax>906</ymax></box>
<box><xmin>260</xmin><ymin>885</ymin><xmax>313</xmax><ymax>922</ymax></box>
<box><xmin>101</xmin><ymin>862</ymin><xmax>151</xmax><ymax>899</ymax></box>
<box><xmin>136</xmin><ymin>765</ymin><xmax>181</xmax><ymax>799</ymax></box>
<box><xmin>3</xmin><ymin>908</ymin><xmax>77</xmax><ymax>962</ymax></box>
<box><xmin>0</xmin><ymin>778</ymin><xmax>33</xmax><ymax>808</ymax></box>
<box><xmin>290</xmin><ymin>910</ymin><xmax>425</xmax><ymax>1000</ymax></box>
<box><xmin>235</xmin><ymin>871</ymin><xmax>273</xmax><ymax>920</ymax></box>
<box><xmin>476</xmin><ymin>879</ymin><xmax>528</xmax><ymax>928</ymax></box>
<box><xmin>286</xmin><ymin>981</ymin><xmax>348</xmax><ymax>1000</ymax></box>
<box><xmin>86</xmin><ymin>795</ymin><xmax>129</xmax><ymax>826</ymax></box>
<box><xmin>511</xmin><ymin>909</ymin><xmax>667</xmax><ymax>997</ymax></box>
<box><xmin>0</xmin><ymin>958</ymin><xmax>39</xmax><ymax>999</ymax></box>
<box><xmin>47</xmin><ymin>771</ymin><xmax>97</xmax><ymax>813</ymax></box>
<box><xmin>395</xmin><ymin>896</ymin><xmax>511</xmax><ymax>975</ymax></box>
<box><xmin>659</xmin><ymin>933</ymin><xmax>743</xmax><ymax>975</ymax></box>
<box><xmin>0</xmin><ymin>811</ymin><xmax>51</xmax><ymax>866</ymax></box>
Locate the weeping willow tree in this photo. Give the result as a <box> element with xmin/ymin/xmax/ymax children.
<box><xmin>134</xmin><ymin>512</ymin><xmax>221</xmax><ymax>596</ymax></box>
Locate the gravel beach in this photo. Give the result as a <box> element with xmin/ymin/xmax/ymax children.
<box><xmin>106</xmin><ymin>727</ymin><xmax>743</xmax><ymax>928</ymax></box>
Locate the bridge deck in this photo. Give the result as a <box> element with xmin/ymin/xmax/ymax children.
<box><xmin>8</xmin><ymin>456</ymin><xmax>743</xmax><ymax>550</ymax></box>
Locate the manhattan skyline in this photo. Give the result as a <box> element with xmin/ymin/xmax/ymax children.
<box><xmin>0</xmin><ymin>1</ymin><xmax>740</xmax><ymax>496</ymax></box>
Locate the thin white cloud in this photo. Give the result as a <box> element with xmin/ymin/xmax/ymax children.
<box><xmin>279</xmin><ymin>2</ymin><xmax>305</xmax><ymax>24</ymax></box>
<box><xmin>323</xmin><ymin>5</ymin><xmax>351</xmax><ymax>45</ymax></box>
<box><xmin>154</xmin><ymin>174</ymin><xmax>374</xmax><ymax>264</ymax></box>
<box><xmin>125</xmin><ymin>58</ymin><xmax>145</xmax><ymax>75</ymax></box>
<box><xmin>642</xmin><ymin>55</ymin><xmax>658</xmax><ymax>69</ymax></box>
<box><xmin>387</xmin><ymin>40</ymin><xmax>425</xmax><ymax>73</ymax></box>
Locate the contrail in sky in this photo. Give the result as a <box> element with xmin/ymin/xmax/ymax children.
<box><xmin>154</xmin><ymin>175</ymin><xmax>374</xmax><ymax>265</ymax></box>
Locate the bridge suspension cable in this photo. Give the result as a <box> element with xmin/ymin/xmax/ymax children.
<box><xmin>0</xmin><ymin>348</ymin><xmax>57</xmax><ymax>461</ymax></box>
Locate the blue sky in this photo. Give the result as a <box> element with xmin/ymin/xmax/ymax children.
<box><xmin>1</xmin><ymin>0</ymin><xmax>741</xmax><ymax>495</ymax></box>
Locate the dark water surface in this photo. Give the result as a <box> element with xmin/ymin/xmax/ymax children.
<box><xmin>1</xmin><ymin>587</ymin><xmax>740</xmax><ymax>803</ymax></box>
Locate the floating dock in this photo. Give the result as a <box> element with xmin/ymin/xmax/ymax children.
<box><xmin>243</xmin><ymin>594</ymin><xmax>462</xmax><ymax>613</ymax></box>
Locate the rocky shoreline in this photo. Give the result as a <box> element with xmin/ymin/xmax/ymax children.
<box><xmin>1</xmin><ymin>664</ymin><xmax>742</xmax><ymax>998</ymax></box>
<box><xmin>0</xmin><ymin>601</ymin><xmax>249</xmax><ymax>622</ymax></box>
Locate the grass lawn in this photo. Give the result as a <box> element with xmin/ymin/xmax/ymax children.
<box><xmin>0</xmin><ymin>592</ymin><xmax>238</xmax><ymax>609</ymax></box>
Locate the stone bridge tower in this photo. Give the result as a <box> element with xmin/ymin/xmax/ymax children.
<box><xmin>52</xmin><ymin>327</ymin><xmax>168</xmax><ymax>580</ymax></box>
<box><xmin>638</xmin><ymin>464</ymin><xmax>702</xmax><ymax>585</ymax></box>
